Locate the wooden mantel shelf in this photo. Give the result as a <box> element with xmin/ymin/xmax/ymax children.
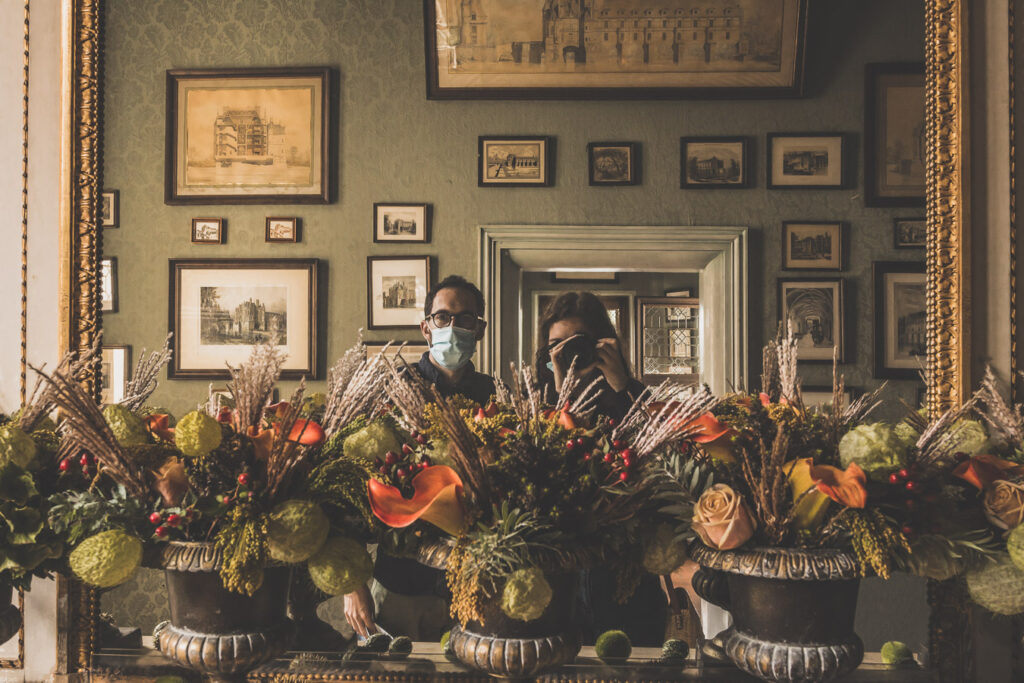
<box><xmin>89</xmin><ymin>643</ymin><xmax>929</xmax><ymax>682</ymax></box>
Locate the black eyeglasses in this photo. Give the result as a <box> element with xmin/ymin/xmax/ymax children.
<box><xmin>426</xmin><ymin>311</ymin><xmax>482</xmax><ymax>329</ymax></box>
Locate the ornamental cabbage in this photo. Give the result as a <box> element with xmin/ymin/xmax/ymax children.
<box><xmin>0</xmin><ymin>425</ymin><xmax>35</xmax><ymax>469</ymax></box>
<box><xmin>102</xmin><ymin>404</ymin><xmax>150</xmax><ymax>447</ymax></box>
<box><xmin>838</xmin><ymin>423</ymin><xmax>907</xmax><ymax>482</ymax></box>
<box><xmin>175</xmin><ymin>410</ymin><xmax>222</xmax><ymax>458</ymax></box>
<box><xmin>267</xmin><ymin>499</ymin><xmax>329</xmax><ymax>563</ymax></box>
<box><xmin>307</xmin><ymin>537</ymin><xmax>373</xmax><ymax>595</ymax></box>
<box><xmin>343</xmin><ymin>422</ymin><xmax>402</xmax><ymax>467</ymax></box>
<box><xmin>68</xmin><ymin>529</ymin><xmax>142</xmax><ymax>588</ymax></box>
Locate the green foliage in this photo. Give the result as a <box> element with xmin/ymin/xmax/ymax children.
<box><xmin>48</xmin><ymin>486</ymin><xmax>148</xmax><ymax>547</ymax></box>
<box><xmin>307</xmin><ymin>536</ymin><xmax>373</xmax><ymax>595</ymax></box>
<box><xmin>661</xmin><ymin>639</ymin><xmax>690</xmax><ymax>662</ymax></box>
<box><xmin>214</xmin><ymin>505</ymin><xmax>268</xmax><ymax>596</ymax></box>
<box><xmin>306</xmin><ymin>456</ymin><xmax>374</xmax><ymax>529</ymax></box>
<box><xmin>880</xmin><ymin>641</ymin><xmax>915</xmax><ymax>666</ymax></box>
<box><xmin>595</xmin><ymin>630</ymin><xmax>632</xmax><ymax>661</ymax></box>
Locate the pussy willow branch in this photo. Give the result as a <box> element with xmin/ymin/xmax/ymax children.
<box><xmin>228</xmin><ymin>345</ymin><xmax>284</xmax><ymax>434</ymax></box>
<box><xmin>382</xmin><ymin>355</ymin><xmax>432</xmax><ymax>434</ymax></box>
<box><xmin>265</xmin><ymin>381</ymin><xmax>308</xmax><ymax>500</ymax></box>
<box><xmin>975</xmin><ymin>366</ymin><xmax>1024</xmax><ymax>445</ymax></box>
<box><xmin>427</xmin><ymin>384</ymin><xmax>492</xmax><ymax>509</ymax></box>
<box><xmin>120</xmin><ymin>333</ymin><xmax>172</xmax><ymax>411</ymax></box>
<box><xmin>323</xmin><ymin>348</ymin><xmax>388</xmax><ymax>437</ymax></box>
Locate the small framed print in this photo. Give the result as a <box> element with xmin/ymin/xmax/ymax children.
<box><xmin>767</xmin><ymin>133</ymin><xmax>847</xmax><ymax>189</ymax></box>
<box><xmin>367</xmin><ymin>256</ymin><xmax>432</xmax><ymax>330</ymax></box>
<box><xmin>865</xmin><ymin>63</ymin><xmax>925</xmax><ymax>207</ymax></box>
<box><xmin>550</xmin><ymin>271</ymin><xmax>619</xmax><ymax>284</ymax></box>
<box><xmin>874</xmin><ymin>261</ymin><xmax>926</xmax><ymax>379</ymax></box>
<box><xmin>169</xmin><ymin>258</ymin><xmax>320</xmax><ymax>379</ymax></box>
<box><xmin>894</xmin><ymin>218</ymin><xmax>926</xmax><ymax>248</ymax></box>
<box><xmin>587</xmin><ymin>142</ymin><xmax>640</xmax><ymax>186</ymax></box>
<box><xmin>373</xmin><ymin>203</ymin><xmax>430</xmax><ymax>243</ymax></box>
<box><xmin>782</xmin><ymin>221</ymin><xmax>844</xmax><ymax>271</ymax></box>
<box><xmin>100</xmin><ymin>345</ymin><xmax>131</xmax><ymax>405</ymax></box>
<box><xmin>363</xmin><ymin>342</ymin><xmax>430</xmax><ymax>365</ymax></box>
<box><xmin>802</xmin><ymin>385</ymin><xmax>861</xmax><ymax>410</ymax></box>
<box><xmin>478</xmin><ymin>136</ymin><xmax>554</xmax><ymax>187</ymax></box>
<box><xmin>778</xmin><ymin>277</ymin><xmax>845</xmax><ymax>363</ymax></box>
<box><xmin>191</xmin><ymin>218</ymin><xmax>225</xmax><ymax>244</ymax></box>
<box><xmin>680</xmin><ymin>137</ymin><xmax>750</xmax><ymax>189</ymax></box>
<box><xmin>101</xmin><ymin>190</ymin><xmax>119</xmax><ymax>228</ymax></box>
<box><xmin>101</xmin><ymin>257</ymin><xmax>118</xmax><ymax>313</ymax></box>
<box><xmin>266</xmin><ymin>217</ymin><xmax>300</xmax><ymax>243</ymax></box>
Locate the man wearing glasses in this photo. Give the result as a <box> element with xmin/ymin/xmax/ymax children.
<box><xmin>345</xmin><ymin>274</ymin><xmax>494</xmax><ymax>642</ymax></box>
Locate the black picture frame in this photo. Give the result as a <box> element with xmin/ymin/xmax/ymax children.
<box><xmin>873</xmin><ymin>261</ymin><xmax>926</xmax><ymax>380</ymax></box>
<box><xmin>422</xmin><ymin>0</ymin><xmax>809</xmax><ymax>100</ymax></box>
<box><xmin>165</xmin><ymin>67</ymin><xmax>334</xmax><ymax>205</ymax></box>
<box><xmin>781</xmin><ymin>221</ymin><xmax>845</xmax><ymax>271</ymax></box>
<box><xmin>168</xmin><ymin>258</ymin><xmax>320</xmax><ymax>380</ymax></box>
<box><xmin>801</xmin><ymin>384</ymin><xmax>863</xmax><ymax>409</ymax></box>
<box><xmin>191</xmin><ymin>218</ymin><xmax>225</xmax><ymax>245</ymax></box>
<box><xmin>865</xmin><ymin>62</ymin><xmax>926</xmax><ymax>208</ymax></box>
<box><xmin>680</xmin><ymin>136</ymin><xmax>751</xmax><ymax>189</ymax></box>
<box><xmin>777</xmin><ymin>277</ymin><xmax>846</xmax><ymax>363</ymax></box>
<box><xmin>478</xmin><ymin>136</ymin><xmax>555</xmax><ymax>187</ymax></box>
<box><xmin>101</xmin><ymin>190</ymin><xmax>119</xmax><ymax>228</ymax></box>
<box><xmin>587</xmin><ymin>142</ymin><xmax>640</xmax><ymax>186</ymax></box>
<box><xmin>265</xmin><ymin>217</ymin><xmax>301</xmax><ymax>243</ymax></box>
<box><xmin>372</xmin><ymin>203</ymin><xmax>431</xmax><ymax>243</ymax></box>
<box><xmin>893</xmin><ymin>217</ymin><xmax>927</xmax><ymax>249</ymax></box>
<box><xmin>366</xmin><ymin>255</ymin><xmax>433</xmax><ymax>330</ymax></box>
<box><xmin>767</xmin><ymin>132</ymin><xmax>848</xmax><ymax>189</ymax></box>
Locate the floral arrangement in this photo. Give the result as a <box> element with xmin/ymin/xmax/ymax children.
<box><xmin>367</xmin><ymin>362</ymin><xmax>719</xmax><ymax>626</ymax></box>
<box><xmin>41</xmin><ymin>338</ymin><xmax>390</xmax><ymax>597</ymax></box>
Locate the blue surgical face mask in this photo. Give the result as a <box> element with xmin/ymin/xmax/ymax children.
<box><xmin>429</xmin><ymin>325</ymin><xmax>477</xmax><ymax>371</ymax></box>
<box><xmin>546</xmin><ymin>361</ymin><xmax>554</xmax><ymax>371</ymax></box>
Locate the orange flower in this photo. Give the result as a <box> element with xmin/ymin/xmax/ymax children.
<box><xmin>809</xmin><ymin>462</ymin><xmax>867</xmax><ymax>509</ymax></box>
<box><xmin>687</xmin><ymin>413</ymin><xmax>732</xmax><ymax>444</ymax></box>
<box><xmin>144</xmin><ymin>414</ymin><xmax>175</xmax><ymax>442</ymax></box>
<box><xmin>474</xmin><ymin>403</ymin><xmax>500</xmax><ymax>421</ymax></box>
<box><xmin>953</xmin><ymin>454</ymin><xmax>1024</xmax><ymax>490</ymax></box>
<box><xmin>284</xmin><ymin>418</ymin><xmax>325</xmax><ymax>446</ymax></box>
<box><xmin>368</xmin><ymin>465</ymin><xmax>467</xmax><ymax>536</ymax></box>
<box><xmin>151</xmin><ymin>457</ymin><xmax>189</xmax><ymax>507</ymax></box>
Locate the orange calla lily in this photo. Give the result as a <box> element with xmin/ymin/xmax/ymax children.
<box><xmin>216</xmin><ymin>406</ymin><xmax>233</xmax><ymax>424</ymax></box>
<box><xmin>809</xmin><ymin>462</ymin><xmax>867</xmax><ymax>509</ymax></box>
<box><xmin>266</xmin><ymin>401</ymin><xmax>291</xmax><ymax>419</ymax></box>
<box><xmin>249</xmin><ymin>428</ymin><xmax>275</xmax><ymax>460</ymax></box>
<box><xmin>474</xmin><ymin>403</ymin><xmax>499</xmax><ymax>421</ymax></box>
<box><xmin>284</xmin><ymin>418</ymin><xmax>325</xmax><ymax>446</ymax></box>
<box><xmin>152</xmin><ymin>457</ymin><xmax>189</xmax><ymax>507</ymax></box>
<box><xmin>144</xmin><ymin>414</ymin><xmax>175</xmax><ymax>442</ymax></box>
<box><xmin>368</xmin><ymin>465</ymin><xmax>467</xmax><ymax>536</ymax></box>
<box><xmin>953</xmin><ymin>454</ymin><xmax>1024</xmax><ymax>490</ymax></box>
<box><xmin>687</xmin><ymin>412</ymin><xmax>732</xmax><ymax>444</ymax></box>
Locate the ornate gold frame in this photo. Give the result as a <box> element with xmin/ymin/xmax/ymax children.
<box><xmin>54</xmin><ymin>0</ymin><xmax>976</xmax><ymax>679</ymax></box>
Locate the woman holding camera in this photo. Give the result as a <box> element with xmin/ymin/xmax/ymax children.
<box><xmin>535</xmin><ymin>291</ymin><xmax>646</xmax><ymax>421</ymax></box>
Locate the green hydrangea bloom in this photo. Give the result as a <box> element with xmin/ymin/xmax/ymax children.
<box><xmin>966</xmin><ymin>554</ymin><xmax>1024</xmax><ymax>615</ymax></box>
<box><xmin>902</xmin><ymin>536</ymin><xmax>966</xmax><ymax>581</ymax></box>
<box><xmin>642</xmin><ymin>524</ymin><xmax>688</xmax><ymax>576</ymax></box>
<box><xmin>267</xmin><ymin>500</ymin><xmax>329</xmax><ymax>563</ymax></box>
<box><xmin>307</xmin><ymin>537</ymin><xmax>373</xmax><ymax>596</ymax></box>
<box><xmin>0</xmin><ymin>424</ymin><xmax>36</xmax><ymax>469</ymax></box>
<box><xmin>595</xmin><ymin>630</ymin><xmax>632</xmax><ymax>661</ymax></box>
<box><xmin>175</xmin><ymin>410</ymin><xmax>222</xmax><ymax>458</ymax></box>
<box><xmin>500</xmin><ymin>567</ymin><xmax>552</xmax><ymax>622</ymax></box>
<box><xmin>947</xmin><ymin>419</ymin><xmax>990</xmax><ymax>457</ymax></box>
<box><xmin>880</xmin><ymin>641</ymin><xmax>914</xmax><ymax>665</ymax></box>
<box><xmin>68</xmin><ymin>529</ymin><xmax>142</xmax><ymax>588</ymax></box>
<box><xmin>102</xmin><ymin>404</ymin><xmax>150</xmax><ymax>447</ymax></box>
<box><xmin>838</xmin><ymin>423</ymin><xmax>907</xmax><ymax>481</ymax></box>
<box><xmin>343</xmin><ymin>421</ymin><xmax>402</xmax><ymax>466</ymax></box>
<box><xmin>1007</xmin><ymin>525</ymin><xmax>1024</xmax><ymax>571</ymax></box>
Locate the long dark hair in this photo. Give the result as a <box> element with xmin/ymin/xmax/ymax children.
<box><xmin>534</xmin><ymin>291</ymin><xmax>631</xmax><ymax>388</ymax></box>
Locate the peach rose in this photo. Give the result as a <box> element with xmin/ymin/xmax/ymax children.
<box><xmin>692</xmin><ymin>484</ymin><xmax>756</xmax><ymax>550</ymax></box>
<box><xmin>984</xmin><ymin>480</ymin><xmax>1024</xmax><ymax>530</ymax></box>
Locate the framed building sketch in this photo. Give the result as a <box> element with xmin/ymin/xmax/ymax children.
<box><xmin>191</xmin><ymin>218</ymin><xmax>225</xmax><ymax>244</ymax></box>
<box><xmin>101</xmin><ymin>190</ymin><xmax>119</xmax><ymax>228</ymax></box>
<box><xmin>874</xmin><ymin>261</ymin><xmax>926</xmax><ymax>379</ymax></box>
<box><xmin>777</xmin><ymin>277</ymin><xmax>845</xmax><ymax>362</ymax></box>
<box><xmin>373</xmin><ymin>203</ymin><xmax>431</xmax><ymax>243</ymax></box>
<box><xmin>165</xmin><ymin>67</ymin><xmax>333</xmax><ymax>204</ymax></box>
<box><xmin>478</xmin><ymin>136</ymin><xmax>554</xmax><ymax>186</ymax></box>
<box><xmin>101</xmin><ymin>257</ymin><xmax>118</xmax><ymax>313</ymax></box>
<box><xmin>367</xmin><ymin>256</ymin><xmax>432</xmax><ymax>330</ymax></box>
<box><xmin>893</xmin><ymin>217</ymin><xmax>926</xmax><ymax>248</ymax></box>
<box><xmin>265</xmin><ymin>217</ymin><xmax>300</xmax><ymax>243</ymax></box>
<box><xmin>680</xmin><ymin>136</ymin><xmax>750</xmax><ymax>188</ymax></box>
<box><xmin>100</xmin><ymin>346</ymin><xmax>131</xmax><ymax>406</ymax></box>
<box><xmin>767</xmin><ymin>133</ymin><xmax>847</xmax><ymax>189</ymax></box>
<box><xmin>424</xmin><ymin>0</ymin><xmax>808</xmax><ymax>98</ymax></box>
<box><xmin>587</xmin><ymin>142</ymin><xmax>640</xmax><ymax>186</ymax></box>
<box><xmin>781</xmin><ymin>221</ymin><xmax>844</xmax><ymax>271</ymax></box>
<box><xmin>168</xmin><ymin>258</ymin><xmax>320</xmax><ymax>379</ymax></box>
<box><xmin>802</xmin><ymin>385</ymin><xmax>861</xmax><ymax>410</ymax></box>
<box><xmin>865</xmin><ymin>62</ymin><xmax>925</xmax><ymax>207</ymax></box>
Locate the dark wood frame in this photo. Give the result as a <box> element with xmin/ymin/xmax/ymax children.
<box><xmin>167</xmin><ymin>258</ymin><xmax>320</xmax><ymax>379</ymax></box>
<box><xmin>366</xmin><ymin>255</ymin><xmax>433</xmax><ymax>330</ymax></box>
<box><xmin>777</xmin><ymin>277</ymin><xmax>846</xmax><ymax>363</ymax></box>
<box><xmin>265</xmin><ymin>216</ymin><xmax>300</xmax><ymax>243</ymax></box>
<box><xmin>165</xmin><ymin>67</ymin><xmax>334</xmax><ymax>205</ymax></box>
<box><xmin>100</xmin><ymin>344</ymin><xmax>131</xmax><ymax>405</ymax></box>
<box><xmin>587</xmin><ymin>142</ymin><xmax>640</xmax><ymax>186</ymax></box>
<box><xmin>422</xmin><ymin>0</ymin><xmax>808</xmax><ymax>100</ymax></box>
<box><xmin>550</xmin><ymin>271</ymin><xmax>619</xmax><ymax>284</ymax></box>
<box><xmin>893</xmin><ymin>217</ymin><xmax>927</xmax><ymax>249</ymax></box>
<box><xmin>190</xmin><ymin>217</ymin><xmax>225</xmax><ymax>245</ymax></box>
<box><xmin>767</xmin><ymin>132</ymin><xmax>848</xmax><ymax>189</ymax></box>
<box><xmin>679</xmin><ymin>136</ymin><xmax>751</xmax><ymax>189</ymax></box>
<box><xmin>478</xmin><ymin>136</ymin><xmax>555</xmax><ymax>187</ymax></box>
<box><xmin>864</xmin><ymin>62</ymin><xmax>926</xmax><ymax>208</ymax></box>
<box><xmin>372</xmin><ymin>203</ymin><xmax>431</xmax><ymax>243</ymax></box>
<box><xmin>101</xmin><ymin>189</ymin><xmax>119</xmax><ymax>228</ymax></box>
<box><xmin>634</xmin><ymin>296</ymin><xmax>701</xmax><ymax>386</ymax></box>
<box><xmin>101</xmin><ymin>257</ymin><xmax>118</xmax><ymax>313</ymax></box>
<box><xmin>801</xmin><ymin>384</ymin><xmax>863</xmax><ymax>407</ymax></box>
<box><xmin>781</xmin><ymin>221</ymin><xmax>845</xmax><ymax>271</ymax></box>
<box><xmin>873</xmin><ymin>260</ymin><xmax>926</xmax><ymax>380</ymax></box>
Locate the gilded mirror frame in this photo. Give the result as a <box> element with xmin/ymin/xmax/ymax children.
<box><xmin>54</xmin><ymin>0</ymin><xmax>974</xmax><ymax>679</ymax></box>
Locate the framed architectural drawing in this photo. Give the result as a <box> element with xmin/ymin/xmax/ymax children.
<box><xmin>680</xmin><ymin>136</ymin><xmax>750</xmax><ymax>188</ymax></box>
<box><xmin>777</xmin><ymin>277</ymin><xmax>845</xmax><ymax>362</ymax></box>
<box><xmin>100</xmin><ymin>346</ymin><xmax>131</xmax><ymax>406</ymax></box>
<box><xmin>781</xmin><ymin>221</ymin><xmax>844</xmax><ymax>271</ymax></box>
<box><xmin>865</xmin><ymin>62</ymin><xmax>925</xmax><ymax>207</ymax></box>
<box><xmin>874</xmin><ymin>261</ymin><xmax>926</xmax><ymax>379</ymax></box>
<box><xmin>367</xmin><ymin>256</ymin><xmax>432</xmax><ymax>330</ymax></box>
<box><xmin>767</xmin><ymin>133</ymin><xmax>847</xmax><ymax>189</ymax></box>
<box><xmin>424</xmin><ymin>0</ymin><xmax>808</xmax><ymax>98</ymax></box>
<box><xmin>478</xmin><ymin>136</ymin><xmax>554</xmax><ymax>186</ymax></box>
<box><xmin>165</xmin><ymin>67</ymin><xmax>333</xmax><ymax>204</ymax></box>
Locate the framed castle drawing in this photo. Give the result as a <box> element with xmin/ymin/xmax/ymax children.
<box><xmin>424</xmin><ymin>0</ymin><xmax>808</xmax><ymax>99</ymax></box>
<box><xmin>168</xmin><ymin>258</ymin><xmax>320</xmax><ymax>379</ymax></box>
<box><xmin>865</xmin><ymin>63</ymin><xmax>925</xmax><ymax>207</ymax></box>
<box><xmin>166</xmin><ymin>68</ymin><xmax>332</xmax><ymax>204</ymax></box>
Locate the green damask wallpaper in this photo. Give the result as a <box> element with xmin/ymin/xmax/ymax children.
<box><xmin>100</xmin><ymin>0</ymin><xmax>928</xmax><ymax>650</ymax></box>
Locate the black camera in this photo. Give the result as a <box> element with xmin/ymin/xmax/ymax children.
<box><xmin>557</xmin><ymin>334</ymin><xmax>597</xmax><ymax>371</ymax></box>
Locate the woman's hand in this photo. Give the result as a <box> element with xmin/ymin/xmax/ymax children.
<box><xmin>594</xmin><ymin>338</ymin><xmax>629</xmax><ymax>392</ymax></box>
<box><xmin>548</xmin><ymin>334</ymin><xmax>582</xmax><ymax>392</ymax></box>
<box><xmin>344</xmin><ymin>584</ymin><xmax>376</xmax><ymax>637</ymax></box>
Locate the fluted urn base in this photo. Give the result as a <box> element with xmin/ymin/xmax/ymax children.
<box><xmin>155</xmin><ymin>620</ymin><xmax>294</xmax><ymax>681</ymax></box>
<box><xmin>723</xmin><ymin>628</ymin><xmax>864</xmax><ymax>683</ymax></box>
<box><xmin>450</xmin><ymin>624</ymin><xmax>581</xmax><ymax>678</ymax></box>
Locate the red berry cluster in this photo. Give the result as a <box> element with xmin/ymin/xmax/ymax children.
<box><xmin>376</xmin><ymin>440</ymin><xmax>431</xmax><ymax>488</ymax></box>
<box><xmin>886</xmin><ymin>465</ymin><xmax>931</xmax><ymax>537</ymax></box>
<box><xmin>149</xmin><ymin>508</ymin><xmax>196</xmax><ymax>539</ymax></box>
<box><xmin>217</xmin><ymin>472</ymin><xmax>256</xmax><ymax>509</ymax></box>
<box><xmin>579</xmin><ymin>437</ymin><xmax>635</xmax><ymax>483</ymax></box>
<box><xmin>59</xmin><ymin>451</ymin><xmax>95</xmax><ymax>478</ymax></box>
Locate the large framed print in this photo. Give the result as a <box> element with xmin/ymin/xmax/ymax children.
<box><xmin>479</xmin><ymin>136</ymin><xmax>554</xmax><ymax>187</ymax></box>
<box><xmin>166</xmin><ymin>67</ymin><xmax>332</xmax><ymax>204</ymax></box>
<box><xmin>865</xmin><ymin>63</ymin><xmax>925</xmax><ymax>207</ymax></box>
<box><xmin>168</xmin><ymin>258</ymin><xmax>320</xmax><ymax>379</ymax></box>
<box><xmin>367</xmin><ymin>256</ymin><xmax>432</xmax><ymax>330</ymax></box>
<box><xmin>100</xmin><ymin>346</ymin><xmax>131</xmax><ymax>406</ymax></box>
<box><xmin>777</xmin><ymin>277</ymin><xmax>845</xmax><ymax>363</ymax></box>
<box><xmin>874</xmin><ymin>261</ymin><xmax>926</xmax><ymax>379</ymax></box>
<box><xmin>424</xmin><ymin>0</ymin><xmax>808</xmax><ymax>99</ymax></box>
